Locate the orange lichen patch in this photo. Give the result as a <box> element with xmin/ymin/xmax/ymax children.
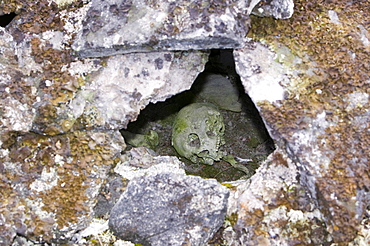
<box><xmin>0</xmin><ymin>0</ymin><xmax>25</xmax><ymax>14</ymax></box>
<box><xmin>269</xmin><ymin>151</ymin><xmax>289</xmax><ymax>168</ymax></box>
<box><xmin>238</xmin><ymin>186</ymin><xmax>329</xmax><ymax>244</ymax></box>
<box><xmin>0</xmin><ymin>69</ymin><xmax>36</xmax><ymax>105</ymax></box>
<box><xmin>237</xmin><ymin>205</ymin><xmax>268</xmax><ymax>237</ymax></box>
<box><xmin>249</xmin><ymin>0</ymin><xmax>370</xmax><ymax>243</ymax></box>
<box><xmin>29</xmin><ymin>35</ymin><xmax>78</xmax><ymax>134</ymax></box>
<box><xmin>1</xmin><ymin>0</ymin><xmax>64</xmax><ymax>33</ymax></box>
<box><xmin>30</xmin><ymin>37</ymin><xmax>76</xmax><ymax>98</ymax></box>
<box><xmin>236</xmin><ymin>150</ymin><xmax>330</xmax><ymax>244</ymax></box>
<box><xmin>250</xmin><ymin>0</ymin><xmax>370</xmax><ymax>110</ymax></box>
<box><xmin>39</xmin><ymin>173</ymin><xmax>89</xmax><ymax>229</ymax></box>
<box><xmin>0</xmin><ymin>130</ymin><xmax>123</xmax><ymax>243</ymax></box>
<box><xmin>37</xmin><ymin>131</ymin><xmax>122</xmax><ymax>230</ymax></box>
<box><xmin>0</xmin><ymin>1</ymin><xmax>86</xmax><ymax>135</ymax></box>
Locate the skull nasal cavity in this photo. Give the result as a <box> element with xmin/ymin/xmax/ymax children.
<box><xmin>188</xmin><ymin>133</ymin><xmax>201</xmax><ymax>148</ymax></box>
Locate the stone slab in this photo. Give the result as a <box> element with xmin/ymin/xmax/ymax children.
<box><xmin>109</xmin><ymin>172</ymin><xmax>229</xmax><ymax>245</ymax></box>
<box><xmin>72</xmin><ymin>0</ymin><xmax>255</xmax><ymax>57</ymax></box>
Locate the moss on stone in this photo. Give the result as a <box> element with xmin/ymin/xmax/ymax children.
<box><xmin>0</xmin><ymin>131</ymin><xmax>123</xmax><ymax>242</ymax></box>
<box><xmin>248</xmin><ymin>0</ymin><xmax>370</xmax><ymax>243</ymax></box>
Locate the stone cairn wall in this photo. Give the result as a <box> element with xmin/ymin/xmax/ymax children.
<box><xmin>0</xmin><ymin>0</ymin><xmax>369</xmax><ymax>245</ymax></box>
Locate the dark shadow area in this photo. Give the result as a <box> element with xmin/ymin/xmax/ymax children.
<box><xmin>121</xmin><ymin>49</ymin><xmax>275</xmax><ymax>182</ymax></box>
<box><xmin>0</xmin><ymin>12</ymin><xmax>16</xmax><ymax>27</ymax></box>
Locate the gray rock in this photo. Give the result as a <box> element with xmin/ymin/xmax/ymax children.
<box><xmin>233</xmin><ymin>41</ymin><xmax>289</xmax><ymax>104</ymax></box>
<box><xmin>109</xmin><ymin>173</ymin><xmax>229</xmax><ymax>245</ymax></box>
<box><xmin>114</xmin><ymin>147</ymin><xmax>186</xmax><ymax>180</ymax></box>
<box><xmin>252</xmin><ymin>0</ymin><xmax>294</xmax><ymax>19</ymax></box>
<box><xmin>0</xmin><ymin>22</ymin><xmax>208</xmax><ymax>135</ymax></box>
<box><xmin>72</xmin><ymin>0</ymin><xmax>255</xmax><ymax>58</ymax></box>
<box><xmin>0</xmin><ymin>130</ymin><xmax>126</xmax><ymax>244</ymax></box>
<box><xmin>6</xmin><ymin>0</ymin><xmax>370</xmax><ymax>244</ymax></box>
<box><xmin>0</xmin><ymin>27</ymin><xmax>42</xmax><ymax>133</ymax></box>
<box><xmin>73</xmin><ymin>50</ymin><xmax>208</xmax><ymax>130</ymax></box>
<box><xmin>192</xmin><ymin>73</ymin><xmax>242</xmax><ymax>112</ymax></box>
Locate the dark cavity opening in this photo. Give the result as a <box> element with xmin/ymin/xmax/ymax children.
<box><xmin>121</xmin><ymin>49</ymin><xmax>275</xmax><ymax>182</ymax></box>
<box><xmin>0</xmin><ymin>12</ymin><xmax>16</xmax><ymax>27</ymax></box>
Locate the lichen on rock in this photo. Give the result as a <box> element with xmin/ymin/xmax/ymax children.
<box><xmin>0</xmin><ymin>130</ymin><xmax>125</xmax><ymax>244</ymax></box>
<box><xmin>232</xmin><ymin>0</ymin><xmax>370</xmax><ymax>243</ymax></box>
<box><xmin>109</xmin><ymin>172</ymin><xmax>229</xmax><ymax>245</ymax></box>
<box><xmin>72</xmin><ymin>0</ymin><xmax>255</xmax><ymax>57</ymax></box>
<box><xmin>70</xmin><ymin>50</ymin><xmax>208</xmax><ymax>130</ymax></box>
<box><xmin>1</xmin><ymin>0</ymin><xmax>368</xmax><ymax>244</ymax></box>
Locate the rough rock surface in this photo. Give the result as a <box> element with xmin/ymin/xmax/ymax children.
<box><xmin>109</xmin><ymin>172</ymin><xmax>229</xmax><ymax>245</ymax></box>
<box><xmin>233</xmin><ymin>41</ymin><xmax>289</xmax><ymax>103</ymax></box>
<box><xmin>1</xmin><ymin>0</ymin><xmax>369</xmax><ymax>245</ymax></box>
<box><xmin>0</xmin><ymin>130</ymin><xmax>125</xmax><ymax>245</ymax></box>
<box><xmin>73</xmin><ymin>0</ymin><xmax>255</xmax><ymax>57</ymax></box>
<box><xmin>192</xmin><ymin>73</ymin><xmax>242</xmax><ymax>112</ymax></box>
<box><xmin>69</xmin><ymin>51</ymin><xmax>208</xmax><ymax>130</ymax></box>
<box><xmin>94</xmin><ymin>147</ymin><xmax>186</xmax><ymax>221</ymax></box>
<box><xmin>0</xmin><ymin>22</ymin><xmax>208</xmax><ymax>134</ymax></box>
<box><xmin>223</xmin><ymin>148</ymin><xmax>331</xmax><ymax>245</ymax></box>
<box><xmin>114</xmin><ymin>146</ymin><xmax>186</xmax><ymax>180</ymax></box>
<box><xmin>230</xmin><ymin>1</ymin><xmax>370</xmax><ymax>244</ymax></box>
<box><xmin>0</xmin><ymin>5</ymin><xmax>208</xmax><ymax>134</ymax></box>
<box><xmin>252</xmin><ymin>0</ymin><xmax>294</xmax><ymax>19</ymax></box>
<box><xmin>0</xmin><ymin>0</ymin><xmax>208</xmax><ymax>243</ymax></box>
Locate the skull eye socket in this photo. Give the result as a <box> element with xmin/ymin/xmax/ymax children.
<box><xmin>188</xmin><ymin>133</ymin><xmax>200</xmax><ymax>148</ymax></box>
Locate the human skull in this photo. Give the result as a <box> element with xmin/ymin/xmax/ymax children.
<box><xmin>171</xmin><ymin>103</ymin><xmax>225</xmax><ymax>165</ymax></box>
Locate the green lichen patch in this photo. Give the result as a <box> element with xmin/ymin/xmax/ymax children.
<box><xmin>248</xmin><ymin>0</ymin><xmax>370</xmax><ymax>242</ymax></box>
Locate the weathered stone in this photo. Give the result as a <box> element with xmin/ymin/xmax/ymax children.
<box><xmin>69</xmin><ymin>51</ymin><xmax>208</xmax><ymax>130</ymax></box>
<box><xmin>109</xmin><ymin>173</ymin><xmax>229</xmax><ymax>245</ymax></box>
<box><xmin>72</xmin><ymin>0</ymin><xmax>257</xmax><ymax>58</ymax></box>
<box><xmin>231</xmin><ymin>1</ymin><xmax>370</xmax><ymax>243</ymax></box>
<box><xmin>0</xmin><ymin>25</ymin><xmax>207</xmax><ymax>134</ymax></box>
<box><xmin>0</xmin><ymin>3</ymin><xmax>208</xmax><ymax>241</ymax></box>
<box><xmin>223</xmin><ymin>149</ymin><xmax>330</xmax><ymax>245</ymax></box>
<box><xmin>192</xmin><ymin>73</ymin><xmax>242</xmax><ymax>112</ymax></box>
<box><xmin>251</xmin><ymin>0</ymin><xmax>294</xmax><ymax>19</ymax></box>
<box><xmin>53</xmin><ymin>0</ymin><xmax>79</xmax><ymax>7</ymax></box>
<box><xmin>233</xmin><ymin>41</ymin><xmax>289</xmax><ymax>105</ymax></box>
<box><xmin>0</xmin><ymin>130</ymin><xmax>125</xmax><ymax>244</ymax></box>
<box><xmin>114</xmin><ymin>146</ymin><xmax>186</xmax><ymax>180</ymax></box>
<box><xmin>0</xmin><ymin>27</ymin><xmax>41</xmax><ymax>133</ymax></box>
<box><xmin>1</xmin><ymin>10</ymin><xmax>208</xmax><ymax>135</ymax></box>
<box><xmin>1</xmin><ymin>0</ymin><xmax>369</xmax><ymax>244</ymax></box>
<box><xmin>94</xmin><ymin>147</ymin><xmax>186</xmax><ymax>223</ymax></box>
<box><xmin>92</xmin><ymin>173</ymin><xmax>129</xmax><ymax>221</ymax></box>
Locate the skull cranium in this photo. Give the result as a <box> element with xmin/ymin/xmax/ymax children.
<box><xmin>171</xmin><ymin>103</ymin><xmax>225</xmax><ymax>165</ymax></box>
